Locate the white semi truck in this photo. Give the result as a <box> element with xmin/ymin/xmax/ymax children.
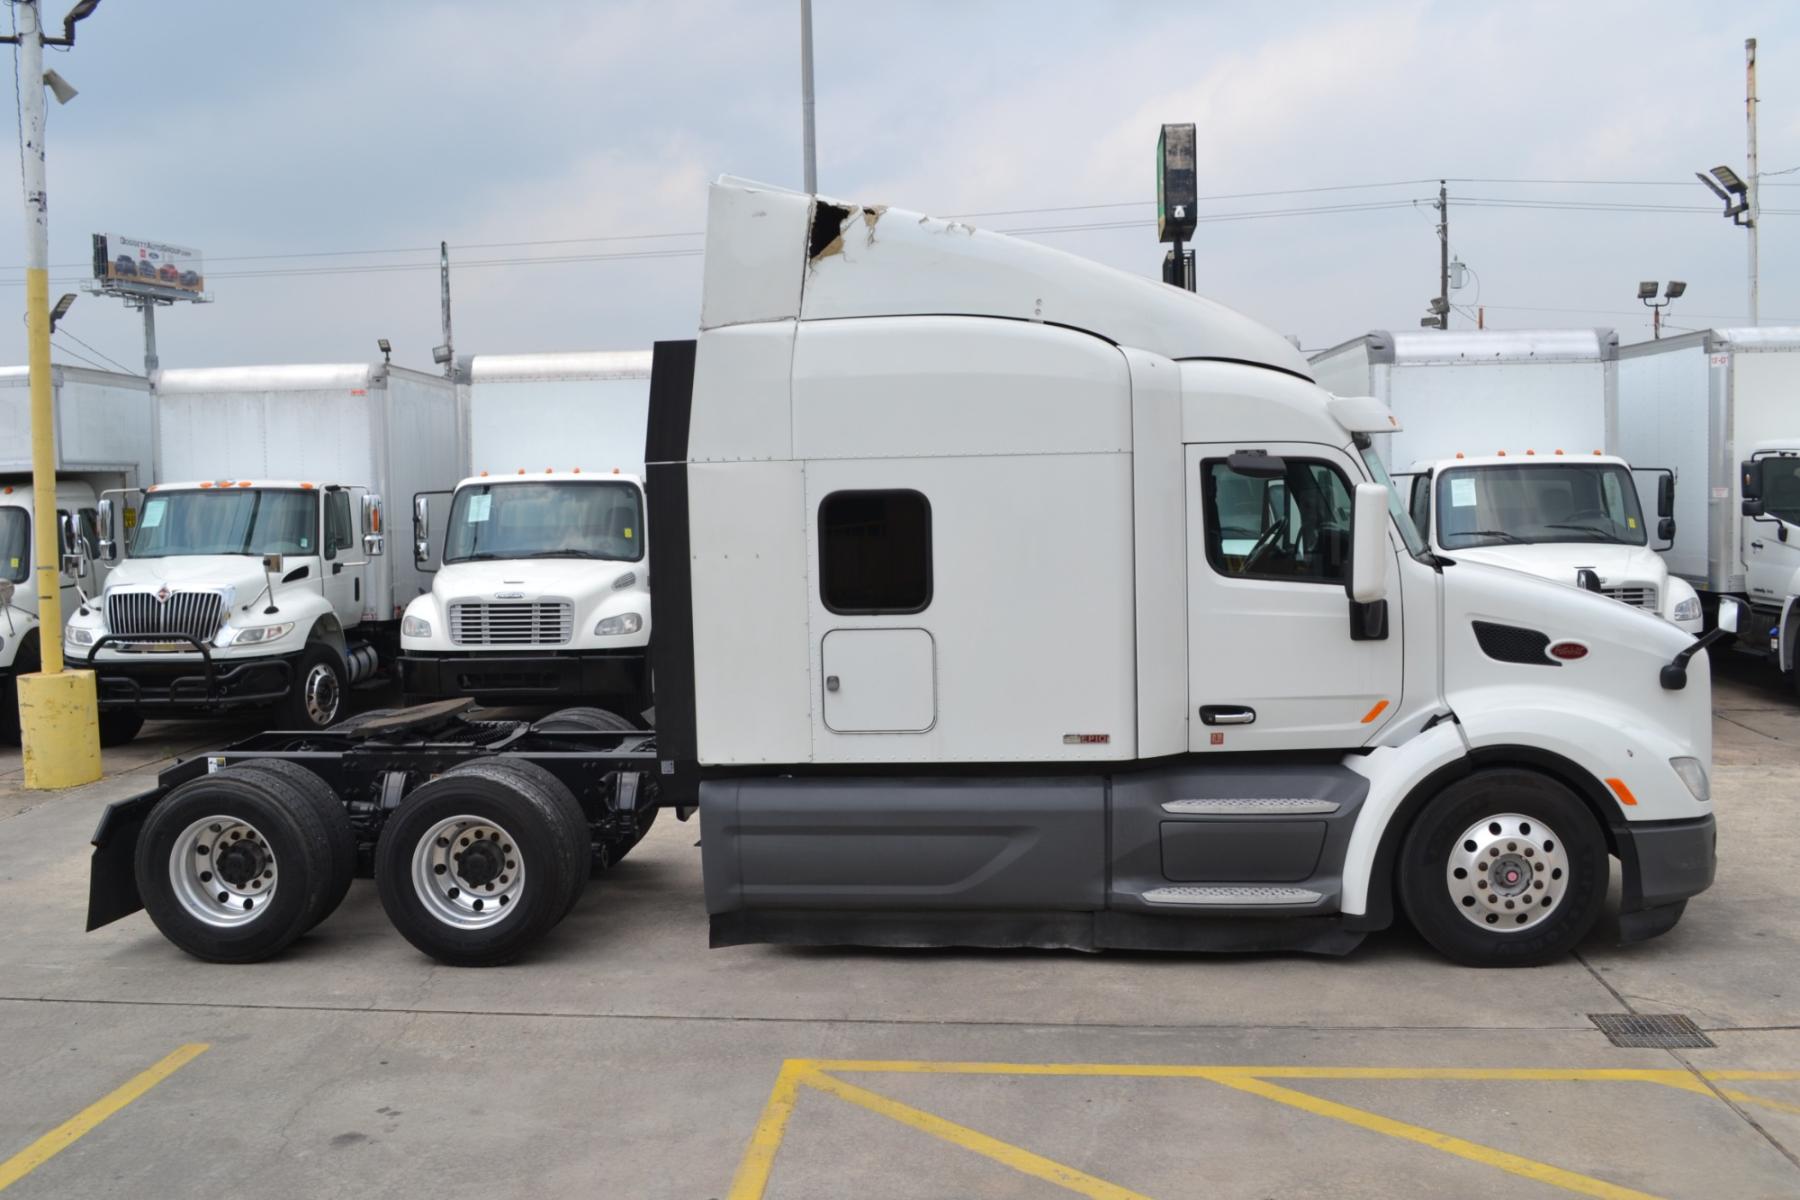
<box><xmin>85</xmin><ymin>179</ymin><xmax>1726</xmax><ymax>970</ymax></box>
<box><xmin>63</xmin><ymin>363</ymin><xmax>463</xmax><ymax>743</ymax></box>
<box><xmin>1617</xmin><ymin>328</ymin><xmax>1800</xmax><ymax>685</ymax></box>
<box><xmin>0</xmin><ymin>364</ymin><xmax>152</xmax><ymax>743</ymax></box>
<box><xmin>399</xmin><ymin>351</ymin><xmax>653</xmax><ymax>719</ymax></box>
<box><xmin>1310</xmin><ymin>330</ymin><xmax>1700</xmax><ymax>633</ymax></box>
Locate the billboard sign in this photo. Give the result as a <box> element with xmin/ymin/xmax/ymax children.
<box><xmin>92</xmin><ymin>234</ymin><xmax>204</xmax><ymax>298</ymax></box>
<box><xmin>1156</xmin><ymin>123</ymin><xmax>1197</xmax><ymax>244</ymax></box>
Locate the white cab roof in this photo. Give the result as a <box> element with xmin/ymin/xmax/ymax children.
<box><xmin>456</xmin><ymin>469</ymin><xmax>643</xmax><ymax>490</ymax></box>
<box><xmin>149</xmin><ymin>479</ymin><xmax>320</xmax><ymax>491</ymax></box>
<box><xmin>1410</xmin><ymin>452</ymin><xmax>1625</xmax><ymax>471</ymax></box>
<box><xmin>701</xmin><ymin>176</ymin><xmax>1311</xmax><ymax>378</ymax></box>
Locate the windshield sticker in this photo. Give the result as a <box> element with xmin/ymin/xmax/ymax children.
<box><xmin>299</xmin><ymin>536</ymin><xmax>311</xmax><ymax>549</ymax></box>
<box><xmin>1449</xmin><ymin>477</ymin><xmax>1477</xmax><ymax>507</ymax></box>
<box><xmin>623</xmin><ymin>526</ymin><xmax>633</xmax><ymax>539</ymax></box>
<box><xmin>466</xmin><ymin>494</ymin><xmax>492</xmax><ymax>523</ymax></box>
<box><xmin>1628</xmin><ymin>517</ymin><xmax>1637</xmax><ymax>529</ymax></box>
<box><xmin>140</xmin><ymin>497</ymin><xmax>166</xmax><ymax>528</ymax></box>
<box><xmin>7</xmin><ymin>557</ymin><xmax>16</xmax><ymax>570</ymax></box>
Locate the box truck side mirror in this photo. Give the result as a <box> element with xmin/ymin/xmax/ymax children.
<box><xmin>57</xmin><ymin>511</ymin><xmax>88</xmax><ymax>578</ymax></box>
<box><xmin>1658</xmin><ymin>517</ymin><xmax>1677</xmax><ymax>543</ymax></box>
<box><xmin>1741</xmin><ymin>458</ymin><xmax>1764</xmax><ymax>516</ymax></box>
<box><xmin>362</xmin><ymin>493</ymin><xmax>385</xmax><ymax>557</ymax></box>
<box><xmin>1657</xmin><ymin>473</ymin><xmax>1675</xmax><ymax>519</ymax></box>
<box><xmin>95</xmin><ymin>496</ymin><xmax>117</xmax><ymax>560</ymax></box>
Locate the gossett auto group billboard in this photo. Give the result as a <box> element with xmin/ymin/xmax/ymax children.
<box><xmin>92</xmin><ymin>234</ymin><xmax>204</xmax><ymax>298</ymax></box>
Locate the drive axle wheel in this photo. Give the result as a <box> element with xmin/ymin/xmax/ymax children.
<box><xmin>1399</xmin><ymin>768</ymin><xmax>1607</xmax><ymax>967</ymax></box>
<box><xmin>134</xmin><ymin>767</ymin><xmax>335</xmax><ymax>963</ymax></box>
<box><xmin>375</xmin><ymin>762</ymin><xmax>586</xmax><ymax>966</ymax></box>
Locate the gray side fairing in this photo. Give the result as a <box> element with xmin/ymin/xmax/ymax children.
<box><xmin>699</xmin><ymin>763</ymin><xmax>1372</xmax><ymax>953</ymax></box>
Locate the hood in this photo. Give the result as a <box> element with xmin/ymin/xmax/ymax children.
<box><xmin>435</xmin><ymin>556</ymin><xmax>641</xmax><ymax>600</ymax></box>
<box><xmin>1447</xmin><ymin>541</ymin><xmax>1664</xmax><ymax>589</ymax></box>
<box><xmin>105</xmin><ymin>555</ymin><xmax>290</xmax><ymax>603</ymax></box>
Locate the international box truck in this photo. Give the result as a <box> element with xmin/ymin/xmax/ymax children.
<box><xmin>62</xmin><ymin>363</ymin><xmax>463</xmax><ymax>743</ymax></box>
<box><xmin>399</xmin><ymin>351</ymin><xmax>653</xmax><ymax>721</ymax></box>
<box><xmin>0</xmin><ymin>364</ymin><xmax>152</xmax><ymax>743</ymax></box>
<box><xmin>86</xmin><ymin>179</ymin><xmax>1725</xmax><ymax>970</ymax></box>
<box><xmin>1310</xmin><ymin>330</ymin><xmax>1700</xmax><ymax>633</ymax></box>
<box><xmin>1617</xmin><ymin>327</ymin><xmax>1800</xmax><ymax>684</ymax></box>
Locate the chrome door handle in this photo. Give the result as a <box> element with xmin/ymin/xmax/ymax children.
<box><xmin>1198</xmin><ymin>705</ymin><xmax>1256</xmax><ymax>726</ymax></box>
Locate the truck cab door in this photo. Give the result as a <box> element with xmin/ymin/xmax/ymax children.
<box><xmin>321</xmin><ymin>487</ymin><xmax>366</xmax><ymax>625</ymax></box>
<box><xmin>1186</xmin><ymin>443</ymin><xmax>1403</xmax><ymax>752</ymax></box>
<box><xmin>1746</xmin><ymin>453</ymin><xmax>1800</xmax><ymax>612</ymax></box>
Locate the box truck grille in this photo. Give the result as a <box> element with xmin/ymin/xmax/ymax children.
<box><xmin>106</xmin><ymin>591</ymin><xmax>223</xmax><ymax>645</ymax></box>
<box><xmin>1602</xmin><ymin>585</ymin><xmax>1657</xmax><ymax>610</ymax></box>
<box><xmin>450</xmin><ymin>601</ymin><xmax>573</xmax><ymax>646</ymax></box>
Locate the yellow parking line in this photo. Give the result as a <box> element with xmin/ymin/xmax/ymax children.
<box><xmin>810</xmin><ymin>1060</ymin><xmax>1800</xmax><ymax>1084</ymax></box>
<box><xmin>726</xmin><ymin>1060</ymin><xmax>807</xmax><ymax>1200</ymax></box>
<box><xmin>801</xmin><ymin>1066</ymin><xmax>1153</xmax><ymax>1200</ymax></box>
<box><xmin>1207</xmin><ymin>1071</ymin><xmax>1667</xmax><ymax>1200</ymax></box>
<box><xmin>0</xmin><ymin>1043</ymin><xmax>208</xmax><ymax>1193</ymax></box>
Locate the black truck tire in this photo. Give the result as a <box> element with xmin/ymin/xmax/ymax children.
<box><xmin>444</xmin><ymin>759</ymin><xmax>591</xmax><ymax>915</ymax></box>
<box><xmin>134</xmin><ymin>766</ymin><xmax>336</xmax><ymax>963</ymax></box>
<box><xmin>530</xmin><ymin>705</ymin><xmax>640</xmax><ymax>734</ymax></box>
<box><xmin>1399</xmin><ymin>768</ymin><xmax>1608</xmax><ymax>967</ymax></box>
<box><xmin>375</xmin><ymin>763</ymin><xmax>585</xmax><ymax>966</ymax></box>
<box><xmin>229</xmin><ymin>759</ymin><xmax>357</xmax><ymax>929</ymax></box>
<box><xmin>275</xmin><ymin>644</ymin><xmax>347</xmax><ymax>731</ymax></box>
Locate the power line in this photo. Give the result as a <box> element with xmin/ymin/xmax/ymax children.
<box><xmin>57</xmin><ymin>326</ymin><xmax>138</xmax><ymax>375</ymax></box>
<box><xmin>51</xmin><ymin>337</ymin><xmax>115</xmax><ymax>373</ymax></box>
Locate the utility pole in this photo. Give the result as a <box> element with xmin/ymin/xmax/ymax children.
<box><xmin>799</xmin><ymin>0</ymin><xmax>817</xmax><ymax>194</ymax></box>
<box><xmin>1746</xmin><ymin>37</ymin><xmax>1759</xmax><ymax>324</ymax></box>
<box><xmin>439</xmin><ymin>241</ymin><xmax>454</xmax><ymax>379</ymax></box>
<box><xmin>4</xmin><ymin>0</ymin><xmax>103</xmax><ymax>788</ymax></box>
<box><xmin>1437</xmin><ymin>180</ymin><xmax>1450</xmax><ymax>330</ymax></box>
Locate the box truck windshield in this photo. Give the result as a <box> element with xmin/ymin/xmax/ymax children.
<box><xmin>130</xmin><ymin>489</ymin><xmax>319</xmax><ymax>558</ymax></box>
<box><xmin>1435</xmin><ymin>463</ymin><xmax>1645</xmax><ymax>550</ymax></box>
<box><xmin>443</xmin><ymin>481</ymin><xmax>642</xmax><ymax>563</ymax></box>
<box><xmin>0</xmin><ymin>505</ymin><xmax>26</xmax><ymax>582</ymax></box>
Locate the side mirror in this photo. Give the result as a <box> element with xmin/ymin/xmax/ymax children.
<box><xmin>1575</xmin><ymin>568</ymin><xmax>1603</xmax><ymax>593</ymax></box>
<box><xmin>413</xmin><ymin>494</ymin><xmax>430</xmax><ymax>566</ymax></box>
<box><xmin>1658</xmin><ymin>517</ymin><xmax>1677</xmax><ymax>543</ymax></box>
<box><xmin>1657</xmin><ymin>473</ymin><xmax>1675</xmax><ymax>519</ymax></box>
<box><xmin>1348</xmin><ymin>483</ymin><xmax>1390</xmax><ymax>604</ymax></box>
<box><xmin>1718</xmin><ymin>595</ymin><xmax>1748</xmax><ymax>636</ymax></box>
<box><xmin>95</xmin><ymin>497</ymin><xmax>118</xmax><ymax>561</ymax></box>
<box><xmin>58</xmin><ymin>512</ymin><xmax>88</xmax><ymax>578</ymax></box>
<box><xmin>1740</xmin><ymin>458</ymin><xmax>1763</xmax><ymax>503</ymax></box>
<box><xmin>362</xmin><ymin>493</ymin><xmax>385</xmax><ymax>557</ymax></box>
<box><xmin>263</xmin><ymin>553</ymin><xmax>285</xmax><ymax>575</ymax></box>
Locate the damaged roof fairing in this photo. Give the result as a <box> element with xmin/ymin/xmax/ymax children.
<box><xmin>698</xmin><ymin>177</ymin><xmax>1311</xmax><ymax>379</ymax></box>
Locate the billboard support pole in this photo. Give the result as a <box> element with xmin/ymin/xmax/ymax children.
<box><xmin>11</xmin><ymin>0</ymin><xmax>101</xmax><ymax>788</ymax></box>
<box><xmin>141</xmin><ymin>298</ymin><xmax>158</xmax><ymax>377</ymax></box>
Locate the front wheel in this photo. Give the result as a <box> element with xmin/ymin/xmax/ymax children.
<box><xmin>1398</xmin><ymin>769</ymin><xmax>1608</xmax><ymax>967</ymax></box>
<box><xmin>276</xmin><ymin>645</ymin><xmax>347</xmax><ymax>731</ymax></box>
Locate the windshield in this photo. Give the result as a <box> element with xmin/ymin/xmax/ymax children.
<box><xmin>1436</xmin><ymin>464</ymin><xmax>1646</xmax><ymax>549</ymax></box>
<box><xmin>1358</xmin><ymin>443</ymin><xmax>1428</xmax><ymax>557</ymax></box>
<box><xmin>443</xmin><ymin>481</ymin><xmax>643</xmax><ymax>564</ymax></box>
<box><xmin>0</xmin><ymin>506</ymin><xmax>26</xmax><ymax>583</ymax></box>
<box><xmin>130</xmin><ymin>489</ymin><xmax>319</xmax><ymax>558</ymax></box>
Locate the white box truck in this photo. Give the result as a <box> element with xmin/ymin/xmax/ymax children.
<box><xmin>63</xmin><ymin>363</ymin><xmax>463</xmax><ymax>742</ymax></box>
<box><xmin>0</xmin><ymin>364</ymin><xmax>152</xmax><ymax>743</ymax></box>
<box><xmin>83</xmin><ymin>179</ymin><xmax>1728</xmax><ymax>970</ymax></box>
<box><xmin>1617</xmin><ymin>328</ymin><xmax>1800</xmax><ymax>684</ymax></box>
<box><xmin>399</xmin><ymin>351</ymin><xmax>653</xmax><ymax>720</ymax></box>
<box><xmin>1310</xmin><ymin>330</ymin><xmax>1700</xmax><ymax>633</ymax></box>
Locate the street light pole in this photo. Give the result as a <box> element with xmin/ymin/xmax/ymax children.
<box><xmin>9</xmin><ymin>0</ymin><xmax>101</xmax><ymax>786</ymax></box>
<box><xmin>799</xmin><ymin>0</ymin><xmax>816</xmax><ymax>194</ymax></box>
<box><xmin>1746</xmin><ymin>37</ymin><xmax>1759</xmax><ymax>325</ymax></box>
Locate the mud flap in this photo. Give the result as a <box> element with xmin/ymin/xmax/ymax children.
<box><xmin>85</xmin><ymin>789</ymin><xmax>161</xmax><ymax>930</ymax></box>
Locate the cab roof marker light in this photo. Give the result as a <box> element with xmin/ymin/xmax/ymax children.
<box><xmin>199</xmin><ymin>481</ymin><xmax>213</xmax><ymax>489</ymax></box>
<box><xmin>237</xmin><ymin>480</ymin><xmax>252</xmax><ymax>488</ymax></box>
<box><xmin>1496</xmin><ymin>449</ymin><xmax>1506</xmax><ymax>456</ymax></box>
<box><xmin>1555</xmin><ymin>448</ymin><xmax>1565</xmax><ymax>455</ymax></box>
<box><xmin>1526</xmin><ymin>449</ymin><xmax>1535</xmax><ymax>455</ymax></box>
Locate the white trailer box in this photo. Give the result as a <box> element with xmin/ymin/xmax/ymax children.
<box><xmin>64</xmin><ymin>363</ymin><xmax>464</xmax><ymax>742</ymax></box>
<box><xmin>1617</xmin><ymin>328</ymin><xmax>1800</xmax><ymax>680</ymax></box>
<box><xmin>1309</xmin><ymin>330</ymin><xmax>1698</xmax><ymax>632</ymax></box>
<box><xmin>400</xmin><ymin>351</ymin><xmax>654</xmax><ymax>714</ymax></box>
<box><xmin>0</xmin><ymin>364</ymin><xmax>151</xmax><ymax>742</ymax></box>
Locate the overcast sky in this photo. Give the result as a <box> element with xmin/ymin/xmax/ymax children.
<box><xmin>1</xmin><ymin>0</ymin><xmax>1794</xmax><ymax>376</ymax></box>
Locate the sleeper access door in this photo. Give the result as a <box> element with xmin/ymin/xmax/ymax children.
<box><xmin>1186</xmin><ymin>443</ymin><xmax>1401</xmax><ymax>752</ymax></box>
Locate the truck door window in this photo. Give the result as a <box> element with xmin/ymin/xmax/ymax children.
<box><xmin>325</xmin><ymin>490</ymin><xmax>354</xmax><ymax>559</ymax></box>
<box><xmin>1761</xmin><ymin>458</ymin><xmax>1800</xmax><ymax>525</ymax></box>
<box><xmin>819</xmin><ymin>489</ymin><xmax>932</xmax><ymax>614</ymax></box>
<box><xmin>0</xmin><ymin>506</ymin><xmax>27</xmax><ymax>583</ymax></box>
<box><xmin>1408</xmin><ymin>475</ymin><xmax>1431</xmax><ymax>544</ymax></box>
<box><xmin>1203</xmin><ymin>459</ymin><xmax>1352</xmax><ymax>583</ymax></box>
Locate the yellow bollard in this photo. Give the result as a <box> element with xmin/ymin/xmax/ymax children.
<box><xmin>18</xmin><ymin>668</ymin><xmax>102</xmax><ymax>789</ymax></box>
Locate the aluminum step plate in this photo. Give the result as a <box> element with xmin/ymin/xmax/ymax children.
<box><xmin>1140</xmin><ymin>885</ymin><xmax>1324</xmax><ymax>907</ymax></box>
<box><xmin>1161</xmin><ymin>798</ymin><xmax>1341</xmax><ymax>816</ymax></box>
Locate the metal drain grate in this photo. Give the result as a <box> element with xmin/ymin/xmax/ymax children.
<box><xmin>1588</xmin><ymin>1013</ymin><xmax>1715</xmax><ymax>1049</ymax></box>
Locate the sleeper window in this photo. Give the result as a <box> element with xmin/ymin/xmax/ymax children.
<box><xmin>819</xmin><ymin>489</ymin><xmax>932</xmax><ymax>614</ymax></box>
<box><xmin>1203</xmin><ymin>458</ymin><xmax>1353</xmax><ymax>583</ymax></box>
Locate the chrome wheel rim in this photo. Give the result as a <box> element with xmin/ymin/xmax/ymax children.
<box><xmin>1446</xmin><ymin>812</ymin><xmax>1571</xmax><ymax>932</ymax></box>
<box><xmin>302</xmin><ymin>662</ymin><xmax>341</xmax><ymax>727</ymax></box>
<box><xmin>170</xmin><ymin>816</ymin><xmax>278</xmax><ymax>927</ymax></box>
<box><xmin>410</xmin><ymin>814</ymin><xmax>524</xmax><ymax>929</ymax></box>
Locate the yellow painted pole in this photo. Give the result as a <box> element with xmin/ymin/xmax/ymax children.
<box><xmin>15</xmin><ymin>0</ymin><xmax>100</xmax><ymax>789</ymax></box>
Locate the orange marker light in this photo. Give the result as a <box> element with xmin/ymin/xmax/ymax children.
<box><xmin>238</xmin><ymin>480</ymin><xmax>252</xmax><ymax>488</ymax></box>
<box><xmin>1455</xmin><ymin>451</ymin><xmax>1464</xmax><ymax>459</ymax></box>
<box><xmin>612</xmin><ymin>467</ymin><xmax>620</xmax><ymax>475</ymax></box>
<box><xmin>1360</xmin><ymin>699</ymin><xmax>1390</xmax><ymax>724</ymax></box>
<box><xmin>199</xmin><ymin>481</ymin><xmax>213</xmax><ymax>489</ymax></box>
<box><xmin>1555</xmin><ymin>449</ymin><xmax>1565</xmax><ymax>455</ymax></box>
<box><xmin>480</xmin><ymin>470</ymin><xmax>488</xmax><ymax>477</ymax></box>
<box><xmin>572</xmin><ymin>467</ymin><xmax>582</xmax><ymax>474</ymax></box>
<box><xmin>1526</xmin><ymin>449</ymin><xmax>1535</xmax><ymax>455</ymax></box>
<box><xmin>300</xmin><ymin>482</ymin><xmax>315</xmax><ymax>490</ymax></box>
<box><xmin>1496</xmin><ymin>450</ymin><xmax>1506</xmax><ymax>456</ymax></box>
<box><xmin>1604</xmin><ymin>777</ymin><xmax>1638</xmax><ymax>807</ymax></box>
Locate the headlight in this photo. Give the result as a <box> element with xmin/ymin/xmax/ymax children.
<box><xmin>1671</xmin><ymin>597</ymin><xmax>1701</xmax><ymax>622</ymax></box>
<box><xmin>227</xmin><ymin>621</ymin><xmax>295</xmax><ymax>646</ymax></box>
<box><xmin>67</xmin><ymin>626</ymin><xmax>94</xmax><ymax>645</ymax></box>
<box><xmin>402</xmin><ymin>614</ymin><xmax>432</xmax><ymax>638</ymax></box>
<box><xmin>1670</xmin><ymin>756</ymin><xmax>1710</xmax><ymax>802</ymax></box>
<box><xmin>595</xmin><ymin>612</ymin><xmax>642</xmax><ymax>636</ymax></box>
